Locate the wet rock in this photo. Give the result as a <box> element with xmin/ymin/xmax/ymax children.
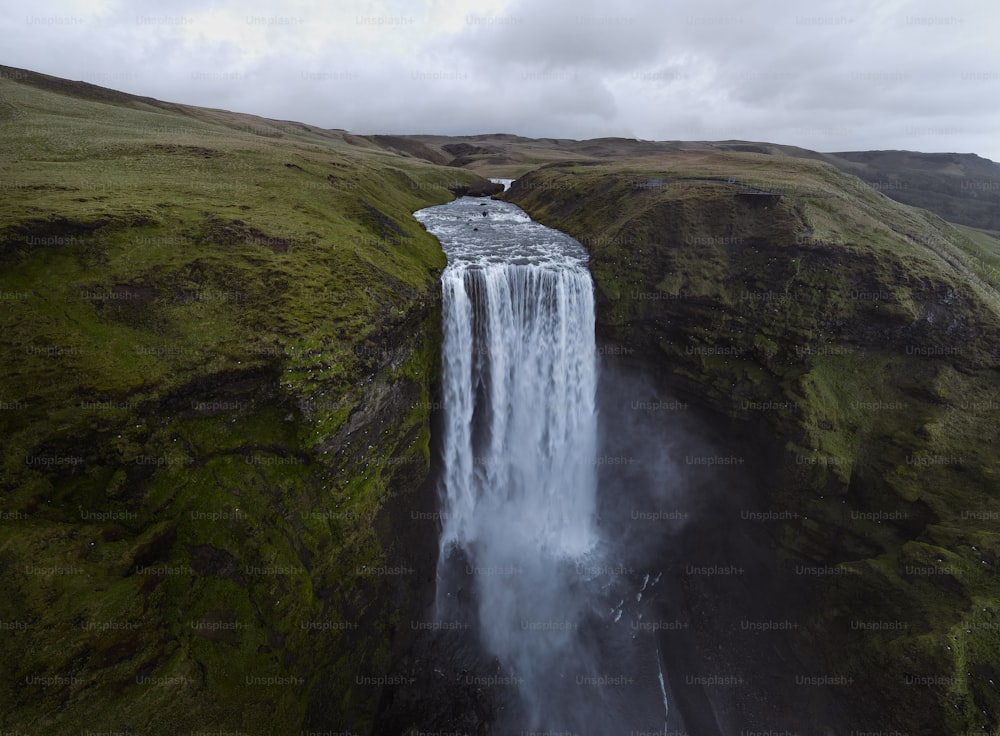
<box><xmin>448</xmin><ymin>180</ymin><xmax>504</xmax><ymax>198</ymax></box>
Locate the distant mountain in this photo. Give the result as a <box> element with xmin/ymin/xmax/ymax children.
<box><xmin>824</xmin><ymin>150</ymin><xmax>1000</xmax><ymax>232</ymax></box>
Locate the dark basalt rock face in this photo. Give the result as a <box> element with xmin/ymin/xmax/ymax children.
<box><xmin>503</xmin><ymin>161</ymin><xmax>1000</xmax><ymax>734</ymax></box>
<box><xmin>441</xmin><ymin>142</ymin><xmax>500</xmax><ymax>158</ymax></box>
<box><xmin>448</xmin><ymin>180</ymin><xmax>504</xmax><ymax>198</ymax></box>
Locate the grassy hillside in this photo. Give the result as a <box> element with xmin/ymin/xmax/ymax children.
<box><xmin>504</xmin><ymin>153</ymin><xmax>1000</xmax><ymax>733</ymax></box>
<box><xmin>384</xmin><ymin>133</ymin><xmax>1000</xmax><ymax>236</ymax></box>
<box><xmin>0</xmin><ymin>67</ymin><xmax>488</xmax><ymax>734</ymax></box>
<box><xmin>829</xmin><ymin>150</ymin><xmax>1000</xmax><ymax>233</ymax></box>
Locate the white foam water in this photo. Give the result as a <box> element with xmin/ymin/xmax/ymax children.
<box><xmin>437</xmin><ymin>263</ymin><xmax>598</xmax><ymax>557</ymax></box>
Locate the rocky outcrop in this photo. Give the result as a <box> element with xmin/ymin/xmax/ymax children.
<box><xmin>441</xmin><ymin>142</ymin><xmax>500</xmax><ymax>158</ymax></box>
<box><xmin>448</xmin><ymin>179</ymin><xmax>504</xmax><ymax>197</ymax></box>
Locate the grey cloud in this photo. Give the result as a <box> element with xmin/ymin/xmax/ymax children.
<box><xmin>1</xmin><ymin>0</ymin><xmax>997</xmax><ymax>159</ymax></box>
<box><xmin>453</xmin><ymin>0</ymin><xmax>678</xmax><ymax>72</ymax></box>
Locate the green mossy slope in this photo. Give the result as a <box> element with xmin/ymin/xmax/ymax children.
<box><xmin>505</xmin><ymin>155</ymin><xmax>1000</xmax><ymax>733</ymax></box>
<box><xmin>0</xmin><ymin>71</ymin><xmax>487</xmax><ymax>733</ymax></box>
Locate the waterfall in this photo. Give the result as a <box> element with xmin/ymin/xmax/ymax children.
<box><xmin>415</xmin><ymin>197</ymin><xmax>669</xmax><ymax>732</ymax></box>
<box><xmin>416</xmin><ymin>198</ymin><xmax>601</xmax><ymax>728</ymax></box>
<box><xmin>438</xmin><ymin>263</ymin><xmax>598</xmax><ymax>559</ymax></box>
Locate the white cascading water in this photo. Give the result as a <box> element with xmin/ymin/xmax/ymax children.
<box><xmin>439</xmin><ymin>263</ymin><xmax>598</xmax><ymax>558</ymax></box>
<box><xmin>416</xmin><ymin>198</ymin><xmax>601</xmax><ymax>727</ymax></box>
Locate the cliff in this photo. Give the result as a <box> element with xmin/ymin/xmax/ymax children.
<box><xmin>503</xmin><ymin>154</ymin><xmax>1000</xmax><ymax>733</ymax></box>
<box><xmin>0</xmin><ymin>68</ymin><xmax>491</xmax><ymax>733</ymax></box>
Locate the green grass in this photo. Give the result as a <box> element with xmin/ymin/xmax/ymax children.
<box><xmin>0</xmin><ymin>73</ymin><xmax>492</xmax><ymax>733</ymax></box>
<box><xmin>951</xmin><ymin>223</ymin><xmax>1000</xmax><ymax>288</ymax></box>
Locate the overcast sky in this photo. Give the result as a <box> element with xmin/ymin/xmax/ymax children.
<box><xmin>5</xmin><ymin>0</ymin><xmax>999</xmax><ymax>160</ymax></box>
